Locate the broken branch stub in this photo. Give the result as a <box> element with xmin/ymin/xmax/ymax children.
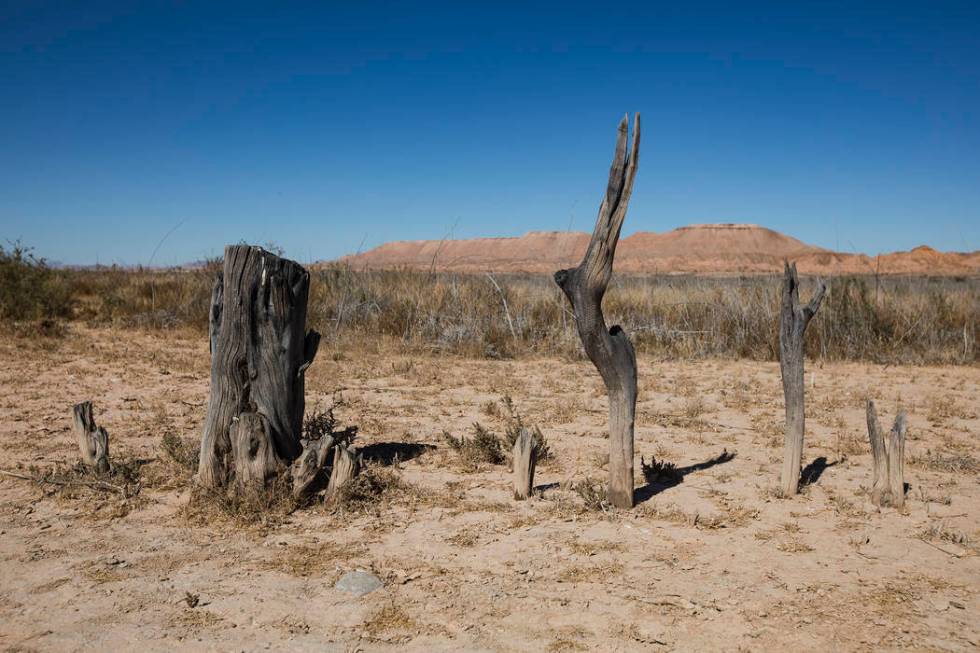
<box><xmin>198</xmin><ymin>245</ymin><xmax>320</xmax><ymax>491</ymax></box>
<box><xmin>72</xmin><ymin>401</ymin><xmax>109</xmax><ymax>474</ymax></box>
<box><xmin>554</xmin><ymin>114</ymin><xmax>640</xmax><ymax>509</ymax></box>
<box><xmin>326</xmin><ymin>444</ymin><xmax>360</xmax><ymax>501</ymax></box>
<box><xmin>778</xmin><ymin>261</ymin><xmax>826</xmax><ymax>496</ymax></box>
<box><xmin>512</xmin><ymin>427</ymin><xmax>537</xmax><ymax>500</ymax></box>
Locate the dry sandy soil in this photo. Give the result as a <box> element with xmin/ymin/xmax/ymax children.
<box><xmin>1</xmin><ymin>326</ymin><xmax>978</xmax><ymax>652</ymax></box>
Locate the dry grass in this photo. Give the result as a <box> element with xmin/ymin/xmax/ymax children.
<box><xmin>908</xmin><ymin>450</ymin><xmax>980</xmax><ymax>474</ymax></box>
<box><xmin>8</xmin><ymin>258</ymin><xmax>976</xmax><ymax>364</ymax></box>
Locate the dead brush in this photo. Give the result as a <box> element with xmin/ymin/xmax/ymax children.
<box><xmin>443</xmin><ymin>422</ymin><xmax>505</xmax><ymax>468</ymax></box>
<box><xmin>182</xmin><ymin>475</ymin><xmax>298</xmax><ymax>527</ymax></box>
<box><xmin>908</xmin><ymin>449</ymin><xmax>980</xmax><ymax>474</ymax></box>
<box><xmin>640</xmin><ymin>455</ymin><xmax>681</xmax><ymax>485</ymax></box>
<box><xmin>573</xmin><ymin>479</ymin><xmax>609</xmax><ymax>512</ymax></box>
<box><xmin>918</xmin><ymin>522</ymin><xmax>973</xmax><ymax>547</ymax></box>
<box><xmin>328</xmin><ymin>464</ymin><xmax>407</xmax><ymax>513</ymax></box>
<box><xmin>498</xmin><ymin>395</ymin><xmax>553</xmax><ymax>462</ymax></box>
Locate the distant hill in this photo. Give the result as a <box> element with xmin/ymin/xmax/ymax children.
<box><xmin>336</xmin><ymin>224</ymin><xmax>979</xmax><ymax>276</ymax></box>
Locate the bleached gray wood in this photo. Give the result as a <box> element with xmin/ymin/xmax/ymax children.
<box><xmin>865</xmin><ymin>400</ymin><xmax>907</xmax><ymax>508</ymax></box>
<box><xmin>512</xmin><ymin>427</ymin><xmax>537</xmax><ymax>500</ymax></box>
<box><xmin>887</xmin><ymin>410</ymin><xmax>907</xmax><ymax>508</ymax></box>
<box><xmin>778</xmin><ymin>261</ymin><xmax>826</xmax><ymax>496</ymax></box>
<box><xmin>291</xmin><ymin>435</ymin><xmax>334</xmax><ymax>498</ymax></box>
<box><xmin>229</xmin><ymin>411</ymin><xmax>282</xmax><ymax>489</ymax></box>
<box><xmin>555</xmin><ymin>114</ymin><xmax>640</xmax><ymax>509</ymax></box>
<box><xmin>198</xmin><ymin>245</ymin><xmax>320</xmax><ymax>489</ymax></box>
<box><xmin>326</xmin><ymin>444</ymin><xmax>359</xmax><ymax>500</ymax></box>
<box><xmin>866</xmin><ymin>400</ymin><xmax>888</xmax><ymax>506</ymax></box>
<box><xmin>72</xmin><ymin>401</ymin><xmax>109</xmax><ymax>474</ymax></box>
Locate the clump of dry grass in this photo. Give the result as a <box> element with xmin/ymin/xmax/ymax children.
<box><xmin>908</xmin><ymin>450</ymin><xmax>980</xmax><ymax>474</ymax></box>
<box><xmin>329</xmin><ymin>464</ymin><xmax>408</xmax><ymax>512</ymax></box>
<box><xmin>572</xmin><ymin>479</ymin><xmax>609</xmax><ymax>512</ymax></box>
<box><xmin>443</xmin><ymin>422</ymin><xmax>505</xmax><ymax>468</ymax></box>
<box><xmin>918</xmin><ymin>522</ymin><xmax>972</xmax><ymax>547</ymax></box>
<box><xmin>182</xmin><ymin>476</ymin><xmax>298</xmax><ymax>528</ymax></box>
<box><xmin>362</xmin><ymin>603</ymin><xmax>418</xmax><ymax>642</ymax></box>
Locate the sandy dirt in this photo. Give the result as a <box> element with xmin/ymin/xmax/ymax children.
<box><xmin>0</xmin><ymin>326</ymin><xmax>978</xmax><ymax>652</ymax></box>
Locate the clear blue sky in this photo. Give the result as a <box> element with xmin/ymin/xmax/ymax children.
<box><xmin>1</xmin><ymin>1</ymin><xmax>978</xmax><ymax>266</ymax></box>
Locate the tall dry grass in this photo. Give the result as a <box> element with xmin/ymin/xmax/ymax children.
<box><xmin>4</xmin><ymin>259</ymin><xmax>976</xmax><ymax>365</ymax></box>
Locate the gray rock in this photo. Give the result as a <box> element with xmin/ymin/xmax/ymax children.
<box><xmin>334</xmin><ymin>571</ymin><xmax>383</xmax><ymax>597</ymax></box>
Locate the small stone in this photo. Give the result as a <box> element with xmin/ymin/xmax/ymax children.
<box><xmin>949</xmin><ymin>600</ymin><xmax>965</xmax><ymax>610</ymax></box>
<box><xmin>334</xmin><ymin>571</ymin><xmax>383</xmax><ymax>597</ymax></box>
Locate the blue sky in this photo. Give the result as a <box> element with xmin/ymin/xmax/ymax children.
<box><xmin>1</xmin><ymin>1</ymin><xmax>978</xmax><ymax>265</ymax></box>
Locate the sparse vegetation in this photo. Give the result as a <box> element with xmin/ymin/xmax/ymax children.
<box><xmin>8</xmin><ymin>257</ymin><xmax>976</xmax><ymax>364</ymax></box>
<box><xmin>443</xmin><ymin>422</ymin><xmax>505</xmax><ymax>467</ymax></box>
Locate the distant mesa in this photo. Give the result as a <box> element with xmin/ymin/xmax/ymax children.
<box><xmin>336</xmin><ymin>223</ymin><xmax>978</xmax><ymax>276</ymax></box>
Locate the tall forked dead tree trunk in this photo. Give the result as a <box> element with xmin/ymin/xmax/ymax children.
<box><xmin>198</xmin><ymin>245</ymin><xmax>321</xmax><ymax>491</ymax></box>
<box><xmin>555</xmin><ymin>114</ymin><xmax>640</xmax><ymax>509</ymax></box>
<box><xmin>778</xmin><ymin>261</ymin><xmax>826</xmax><ymax>495</ymax></box>
<box><xmin>866</xmin><ymin>399</ymin><xmax>907</xmax><ymax>508</ymax></box>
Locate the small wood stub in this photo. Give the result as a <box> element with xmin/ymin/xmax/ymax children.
<box><xmin>866</xmin><ymin>399</ymin><xmax>907</xmax><ymax>508</ymax></box>
<box><xmin>72</xmin><ymin>401</ymin><xmax>109</xmax><ymax>474</ymax></box>
<box><xmin>326</xmin><ymin>444</ymin><xmax>360</xmax><ymax>500</ymax></box>
<box><xmin>512</xmin><ymin>427</ymin><xmax>537</xmax><ymax>500</ymax></box>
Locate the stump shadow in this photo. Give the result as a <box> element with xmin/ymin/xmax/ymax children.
<box><xmin>799</xmin><ymin>456</ymin><xmax>838</xmax><ymax>487</ymax></box>
<box><xmin>359</xmin><ymin>442</ymin><xmax>435</xmax><ymax>466</ymax></box>
<box><xmin>634</xmin><ymin>450</ymin><xmax>736</xmax><ymax>504</ymax></box>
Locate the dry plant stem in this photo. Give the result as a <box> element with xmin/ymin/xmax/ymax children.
<box><xmin>198</xmin><ymin>245</ymin><xmax>320</xmax><ymax>489</ymax></box>
<box><xmin>865</xmin><ymin>400</ymin><xmax>908</xmax><ymax>507</ymax></box>
<box><xmin>555</xmin><ymin>114</ymin><xmax>640</xmax><ymax>509</ymax></box>
<box><xmin>778</xmin><ymin>261</ymin><xmax>826</xmax><ymax>496</ymax></box>
<box><xmin>72</xmin><ymin>401</ymin><xmax>109</xmax><ymax>474</ymax></box>
<box><xmin>0</xmin><ymin>469</ymin><xmax>125</xmax><ymax>494</ymax></box>
<box><xmin>512</xmin><ymin>427</ymin><xmax>537</xmax><ymax>500</ymax></box>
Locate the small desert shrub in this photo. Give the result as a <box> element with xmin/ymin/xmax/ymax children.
<box><xmin>640</xmin><ymin>456</ymin><xmax>681</xmax><ymax>485</ymax></box>
<box><xmin>573</xmin><ymin>479</ymin><xmax>609</xmax><ymax>512</ymax></box>
<box><xmin>0</xmin><ymin>242</ymin><xmax>73</xmax><ymax>328</ymax></box>
<box><xmin>498</xmin><ymin>396</ymin><xmax>553</xmax><ymax>461</ymax></box>
<box><xmin>183</xmin><ymin>476</ymin><xmax>298</xmax><ymax>527</ymax></box>
<box><xmin>303</xmin><ymin>406</ymin><xmax>358</xmax><ymax>447</ymax></box>
<box><xmin>161</xmin><ymin>432</ymin><xmax>200</xmax><ymax>472</ymax></box>
<box><xmin>330</xmin><ymin>465</ymin><xmax>407</xmax><ymax>511</ymax></box>
<box><xmin>443</xmin><ymin>422</ymin><xmax>505</xmax><ymax>467</ymax></box>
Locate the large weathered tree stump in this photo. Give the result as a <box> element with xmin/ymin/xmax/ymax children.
<box><xmin>555</xmin><ymin>114</ymin><xmax>640</xmax><ymax>509</ymax></box>
<box><xmin>198</xmin><ymin>245</ymin><xmax>320</xmax><ymax>490</ymax></box>
<box><xmin>778</xmin><ymin>261</ymin><xmax>826</xmax><ymax>496</ymax></box>
<box><xmin>72</xmin><ymin>401</ymin><xmax>109</xmax><ymax>474</ymax></box>
<box><xmin>866</xmin><ymin>399</ymin><xmax>907</xmax><ymax>508</ymax></box>
<box><xmin>512</xmin><ymin>427</ymin><xmax>537</xmax><ymax>500</ymax></box>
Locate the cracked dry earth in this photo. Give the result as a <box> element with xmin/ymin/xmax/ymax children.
<box><xmin>0</xmin><ymin>326</ymin><xmax>978</xmax><ymax>652</ymax></box>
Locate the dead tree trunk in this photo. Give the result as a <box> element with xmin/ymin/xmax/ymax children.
<box><xmin>72</xmin><ymin>401</ymin><xmax>109</xmax><ymax>474</ymax></box>
<box><xmin>555</xmin><ymin>114</ymin><xmax>640</xmax><ymax>509</ymax></box>
<box><xmin>778</xmin><ymin>262</ymin><xmax>826</xmax><ymax>496</ymax></box>
<box><xmin>198</xmin><ymin>245</ymin><xmax>320</xmax><ymax>491</ymax></box>
<box><xmin>866</xmin><ymin>400</ymin><xmax>907</xmax><ymax>508</ymax></box>
<box><xmin>512</xmin><ymin>427</ymin><xmax>537</xmax><ymax>500</ymax></box>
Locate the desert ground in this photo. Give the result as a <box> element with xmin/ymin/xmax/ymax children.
<box><xmin>0</xmin><ymin>326</ymin><xmax>977</xmax><ymax>652</ymax></box>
